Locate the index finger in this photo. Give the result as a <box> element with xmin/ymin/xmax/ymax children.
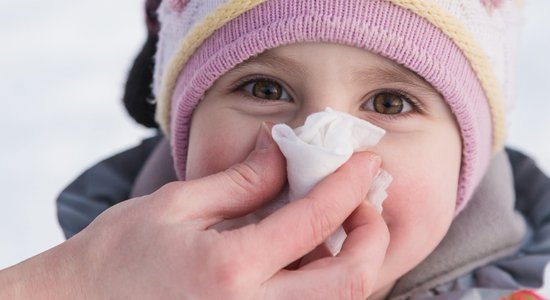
<box><xmin>263</xmin><ymin>202</ymin><xmax>389</xmax><ymax>300</ymax></box>
<box><xmin>249</xmin><ymin>152</ymin><xmax>381</xmax><ymax>276</ymax></box>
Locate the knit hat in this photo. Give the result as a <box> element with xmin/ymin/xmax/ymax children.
<box><xmin>152</xmin><ymin>0</ymin><xmax>521</xmax><ymax>213</ymax></box>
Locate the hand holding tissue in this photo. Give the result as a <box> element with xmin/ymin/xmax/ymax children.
<box><xmin>213</xmin><ymin>108</ymin><xmax>392</xmax><ymax>255</ymax></box>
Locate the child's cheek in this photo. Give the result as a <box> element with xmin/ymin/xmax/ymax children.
<box><xmin>381</xmin><ymin>143</ymin><xmax>458</xmax><ymax>233</ymax></box>
<box><xmin>186</xmin><ymin>117</ymin><xmax>259</xmax><ymax>180</ymax></box>
<box><xmin>375</xmin><ymin>129</ymin><xmax>460</xmax><ymax>232</ymax></box>
<box><xmin>377</xmin><ymin>157</ymin><xmax>457</xmax><ymax>282</ymax></box>
<box><xmin>382</xmin><ymin>166</ymin><xmax>455</xmax><ymax>236</ymax></box>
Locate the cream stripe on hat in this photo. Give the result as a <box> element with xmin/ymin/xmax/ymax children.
<box><xmin>156</xmin><ymin>0</ymin><xmax>266</xmax><ymax>136</ymax></box>
<box><xmin>154</xmin><ymin>0</ymin><xmax>521</xmax><ymax>154</ymax></box>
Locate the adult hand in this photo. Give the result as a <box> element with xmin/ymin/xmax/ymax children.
<box><xmin>0</xmin><ymin>124</ymin><xmax>388</xmax><ymax>300</ymax></box>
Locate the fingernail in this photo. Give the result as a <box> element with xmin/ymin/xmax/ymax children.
<box><xmin>255</xmin><ymin>122</ymin><xmax>272</xmax><ymax>150</ymax></box>
<box><xmin>368</xmin><ymin>154</ymin><xmax>382</xmax><ymax>177</ymax></box>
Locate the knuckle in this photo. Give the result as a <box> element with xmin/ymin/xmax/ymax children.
<box><xmin>307</xmin><ymin>198</ymin><xmax>338</xmax><ymax>245</ymax></box>
<box><xmin>223</xmin><ymin>162</ymin><xmax>263</xmax><ymax>197</ymax></box>
<box><xmin>148</xmin><ymin>182</ymin><xmax>180</xmax><ymax>205</ymax></box>
<box><xmin>145</xmin><ymin>182</ymin><xmax>196</xmax><ymax>218</ymax></box>
<box><xmin>341</xmin><ymin>267</ymin><xmax>374</xmax><ymax>300</ymax></box>
<box><xmin>149</xmin><ymin>182</ymin><xmax>184</xmax><ymax>208</ymax></box>
<box><xmin>212</xmin><ymin>256</ymin><xmax>249</xmax><ymax>298</ymax></box>
<box><xmin>344</xmin><ymin>175</ymin><xmax>368</xmax><ymax>205</ymax></box>
<box><xmin>157</xmin><ymin>181</ymin><xmax>185</xmax><ymax>198</ymax></box>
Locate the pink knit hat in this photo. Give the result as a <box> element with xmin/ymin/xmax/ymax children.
<box><xmin>153</xmin><ymin>0</ymin><xmax>521</xmax><ymax>213</ymax></box>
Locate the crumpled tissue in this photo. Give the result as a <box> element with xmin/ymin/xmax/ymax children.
<box><xmin>213</xmin><ymin>108</ymin><xmax>392</xmax><ymax>255</ymax></box>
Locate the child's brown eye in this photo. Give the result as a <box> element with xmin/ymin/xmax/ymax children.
<box><xmin>364</xmin><ymin>91</ymin><xmax>412</xmax><ymax>115</ymax></box>
<box><xmin>243</xmin><ymin>80</ymin><xmax>291</xmax><ymax>101</ymax></box>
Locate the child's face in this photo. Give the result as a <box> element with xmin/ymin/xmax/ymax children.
<box><xmin>186</xmin><ymin>43</ymin><xmax>461</xmax><ymax>291</ymax></box>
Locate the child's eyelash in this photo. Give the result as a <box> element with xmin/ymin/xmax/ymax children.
<box><xmin>365</xmin><ymin>88</ymin><xmax>426</xmax><ymax>120</ymax></box>
<box><xmin>227</xmin><ymin>76</ymin><xmax>426</xmax><ymax>119</ymax></box>
<box><xmin>225</xmin><ymin>75</ymin><xmax>294</xmax><ymax>103</ymax></box>
<box><xmin>231</xmin><ymin>76</ymin><xmax>286</xmax><ymax>93</ymax></box>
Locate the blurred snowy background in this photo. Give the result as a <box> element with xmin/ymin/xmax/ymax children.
<box><xmin>0</xmin><ymin>1</ymin><xmax>549</xmax><ymax>269</ymax></box>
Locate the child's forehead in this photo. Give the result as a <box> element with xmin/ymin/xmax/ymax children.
<box><xmin>231</xmin><ymin>43</ymin><xmax>438</xmax><ymax>95</ymax></box>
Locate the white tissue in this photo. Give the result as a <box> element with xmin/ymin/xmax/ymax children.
<box><xmin>212</xmin><ymin>108</ymin><xmax>392</xmax><ymax>256</ymax></box>
<box><xmin>272</xmin><ymin>108</ymin><xmax>392</xmax><ymax>255</ymax></box>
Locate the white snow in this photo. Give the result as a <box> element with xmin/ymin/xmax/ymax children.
<box><xmin>0</xmin><ymin>0</ymin><xmax>549</xmax><ymax>269</ymax></box>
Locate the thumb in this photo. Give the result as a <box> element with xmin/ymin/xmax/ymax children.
<box><xmin>186</xmin><ymin>122</ymin><xmax>287</xmax><ymax>226</ymax></box>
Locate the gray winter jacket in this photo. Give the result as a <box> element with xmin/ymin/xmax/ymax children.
<box><xmin>57</xmin><ymin>135</ymin><xmax>550</xmax><ymax>299</ymax></box>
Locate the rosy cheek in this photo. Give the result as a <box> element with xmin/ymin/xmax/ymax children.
<box><xmin>376</xmin><ymin>166</ymin><xmax>455</xmax><ymax>284</ymax></box>
<box><xmin>381</xmin><ymin>171</ymin><xmax>433</xmax><ymax>226</ymax></box>
<box><xmin>376</xmin><ymin>130</ymin><xmax>460</xmax><ymax>229</ymax></box>
<box><xmin>187</xmin><ymin>124</ymin><xmax>258</xmax><ymax>179</ymax></box>
<box><xmin>381</xmin><ymin>160</ymin><xmax>456</xmax><ymax>252</ymax></box>
<box><xmin>382</xmin><ymin>161</ymin><xmax>456</xmax><ymax>226</ymax></box>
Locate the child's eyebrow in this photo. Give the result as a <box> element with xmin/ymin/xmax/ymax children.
<box><xmin>230</xmin><ymin>52</ymin><xmax>306</xmax><ymax>79</ymax></box>
<box><xmin>351</xmin><ymin>64</ymin><xmax>441</xmax><ymax>97</ymax></box>
<box><xmin>232</xmin><ymin>51</ymin><xmax>440</xmax><ymax>98</ymax></box>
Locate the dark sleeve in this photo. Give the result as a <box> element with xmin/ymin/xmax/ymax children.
<box><xmin>57</xmin><ymin>135</ymin><xmax>162</xmax><ymax>239</ymax></box>
<box><xmin>506</xmin><ymin>148</ymin><xmax>550</xmax><ymax>229</ymax></box>
<box><xmin>490</xmin><ymin>148</ymin><xmax>550</xmax><ymax>288</ymax></box>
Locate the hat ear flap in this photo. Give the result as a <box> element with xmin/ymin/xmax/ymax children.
<box><xmin>168</xmin><ymin>0</ymin><xmax>190</xmax><ymax>12</ymax></box>
<box><xmin>145</xmin><ymin>0</ymin><xmax>163</xmax><ymax>33</ymax></box>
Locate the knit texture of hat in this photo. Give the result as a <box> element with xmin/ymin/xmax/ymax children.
<box><xmin>152</xmin><ymin>0</ymin><xmax>521</xmax><ymax>214</ymax></box>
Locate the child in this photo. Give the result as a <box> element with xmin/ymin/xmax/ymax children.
<box><xmin>57</xmin><ymin>0</ymin><xmax>550</xmax><ymax>298</ymax></box>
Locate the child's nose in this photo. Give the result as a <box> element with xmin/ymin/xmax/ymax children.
<box><xmin>287</xmin><ymin>98</ymin><xmax>353</xmax><ymax>128</ymax></box>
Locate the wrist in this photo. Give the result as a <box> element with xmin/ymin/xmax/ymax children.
<box><xmin>0</xmin><ymin>239</ymin><xmax>88</xmax><ymax>299</ymax></box>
